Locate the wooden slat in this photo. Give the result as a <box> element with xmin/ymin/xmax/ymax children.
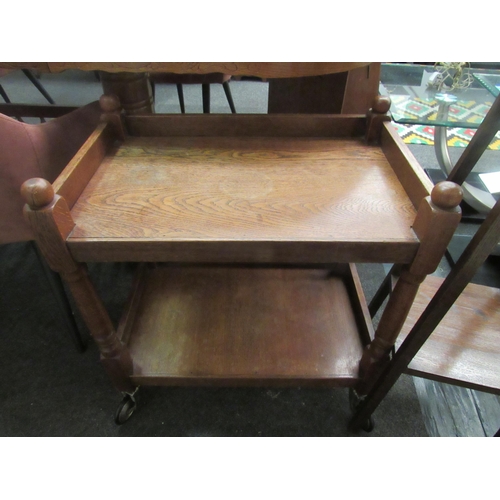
<box><xmin>125</xmin><ymin>114</ymin><xmax>366</xmax><ymax>137</ymax></box>
<box><xmin>52</xmin><ymin>122</ymin><xmax>115</xmax><ymax>209</ymax></box>
<box><xmin>381</xmin><ymin>121</ymin><xmax>433</xmax><ymax>209</ymax></box>
<box><xmin>122</xmin><ymin>266</ymin><xmax>365</xmax><ymax>386</ymax></box>
<box><xmin>398</xmin><ymin>276</ymin><xmax>500</xmax><ymax>393</ymax></box>
<box><xmin>68</xmin><ymin>238</ymin><xmax>419</xmax><ymax>265</ymax></box>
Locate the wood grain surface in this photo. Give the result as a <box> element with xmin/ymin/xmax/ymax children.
<box><xmin>381</xmin><ymin>122</ymin><xmax>434</xmax><ymax>209</ymax></box>
<box><xmin>123</xmin><ymin>265</ymin><xmax>366</xmax><ymax>386</ymax></box>
<box><xmin>125</xmin><ymin>114</ymin><xmax>367</xmax><ymax>138</ymax></box>
<box><xmin>68</xmin><ymin>137</ymin><xmax>418</xmax><ymax>250</ymax></box>
<box><xmin>398</xmin><ymin>276</ymin><xmax>500</xmax><ymax>392</ymax></box>
<box><xmin>53</xmin><ymin>122</ymin><xmax>115</xmax><ymax>209</ymax></box>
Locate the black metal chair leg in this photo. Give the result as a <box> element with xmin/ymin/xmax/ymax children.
<box><xmin>31</xmin><ymin>242</ymin><xmax>87</xmax><ymax>352</ymax></box>
<box><xmin>22</xmin><ymin>69</ymin><xmax>55</xmax><ymax>104</ymax></box>
<box><xmin>202</xmin><ymin>83</ymin><xmax>210</xmax><ymax>113</ymax></box>
<box><xmin>0</xmin><ymin>84</ymin><xmax>24</xmax><ymax>121</ymax></box>
<box><xmin>223</xmin><ymin>81</ymin><xmax>236</xmax><ymax>113</ymax></box>
<box><xmin>0</xmin><ymin>83</ymin><xmax>11</xmax><ymax>103</ymax></box>
<box><xmin>176</xmin><ymin>84</ymin><xmax>185</xmax><ymax>113</ymax></box>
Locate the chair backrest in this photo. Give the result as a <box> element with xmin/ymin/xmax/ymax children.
<box><xmin>0</xmin><ymin>101</ymin><xmax>102</xmax><ymax>244</ymax></box>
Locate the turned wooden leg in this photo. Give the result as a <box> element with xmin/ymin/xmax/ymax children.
<box><xmin>368</xmin><ymin>264</ymin><xmax>401</xmax><ymax>318</ymax></box>
<box><xmin>357</xmin><ymin>182</ymin><xmax>464</xmax><ymax>395</ymax></box>
<box><xmin>21</xmin><ymin>178</ymin><xmax>135</xmax><ymax>393</ymax></box>
<box><xmin>99</xmin><ymin>71</ymin><xmax>154</xmax><ymax>115</ymax></box>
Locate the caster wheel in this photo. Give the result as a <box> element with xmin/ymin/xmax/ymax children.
<box><xmin>361</xmin><ymin>416</ymin><xmax>375</xmax><ymax>432</ymax></box>
<box><xmin>349</xmin><ymin>388</ymin><xmax>375</xmax><ymax>433</ymax></box>
<box><xmin>114</xmin><ymin>394</ymin><xmax>137</xmax><ymax>425</ymax></box>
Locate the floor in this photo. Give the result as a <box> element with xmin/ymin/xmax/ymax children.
<box><xmin>1</xmin><ymin>67</ymin><xmax>500</xmax><ymax>436</ymax></box>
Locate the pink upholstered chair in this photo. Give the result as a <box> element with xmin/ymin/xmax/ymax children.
<box><xmin>0</xmin><ymin>101</ymin><xmax>102</xmax><ymax>350</ymax></box>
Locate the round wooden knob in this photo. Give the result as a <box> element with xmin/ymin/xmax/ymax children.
<box><xmin>372</xmin><ymin>95</ymin><xmax>391</xmax><ymax>114</ymax></box>
<box><xmin>431</xmin><ymin>181</ymin><xmax>463</xmax><ymax>209</ymax></box>
<box><xmin>99</xmin><ymin>94</ymin><xmax>121</xmax><ymax>113</ymax></box>
<box><xmin>21</xmin><ymin>178</ymin><xmax>54</xmax><ymax>209</ymax></box>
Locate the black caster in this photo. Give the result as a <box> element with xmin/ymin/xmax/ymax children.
<box><xmin>349</xmin><ymin>388</ymin><xmax>374</xmax><ymax>433</ymax></box>
<box><xmin>115</xmin><ymin>392</ymin><xmax>137</xmax><ymax>425</ymax></box>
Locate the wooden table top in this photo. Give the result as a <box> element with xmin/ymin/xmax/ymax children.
<box><xmin>0</xmin><ymin>62</ymin><xmax>370</xmax><ymax>78</ymax></box>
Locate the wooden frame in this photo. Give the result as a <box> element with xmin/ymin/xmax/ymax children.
<box><xmin>20</xmin><ymin>95</ymin><xmax>463</xmax><ymax>423</ymax></box>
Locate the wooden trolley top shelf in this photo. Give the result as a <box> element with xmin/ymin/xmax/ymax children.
<box><xmin>57</xmin><ymin>116</ymin><xmax>431</xmax><ymax>264</ymax></box>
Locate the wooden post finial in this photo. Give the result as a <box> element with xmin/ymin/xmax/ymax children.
<box><xmin>372</xmin><ymin>95</ymin><xmax>391</xmax><ymax>114</ymax></box>
<box><xmin>21</xmin><ymin>178</ymin><xmax>55</xmax><ymax>209</ymax></box>
<box><xmin>99</xmin><ymin>94</ymin><xmax>122</xmax><ymax>113</ymax></box>
<box><xmin>366</xmin><ymin>95</ymin><xmax>392</xmax><ymax>143</ymax></box>
<box><xmin>431</xmin><ymin>181</ymin><xmax>463</xmax><ymax>210</ymax></box>
<box><xmin>99</xmin><ymin>94</ymin><xmax>126</xmax><ymax>141</ymax></box>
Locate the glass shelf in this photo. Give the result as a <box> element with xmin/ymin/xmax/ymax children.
<box><xmin>381</xmin><ymin>64</ymin><xmax>498</xmax><ymax>128</ymax></box>
<box><xmin>474</xmin><ymin>72</ymin><xmax>500</xmax><ymax>98</ymax></box>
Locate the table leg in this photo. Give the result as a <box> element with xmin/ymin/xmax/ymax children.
<box><xmin>434</xmin><ymin>122</ymin><xmax>453</xmax><ymax>173</ymax></box>
<box><xmin>99</xmin><ymin>71</ymin><xmax>154</xmax><ymax>115</ymax></box>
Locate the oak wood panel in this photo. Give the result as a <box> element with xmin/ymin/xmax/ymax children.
<box><xmin>122</xmin><ymin>266</ymin><xmax>365</xmax><ymax>386</ymax></box>
<box><xmin>125</xmin><ymin>114</ymin><xmax>367</xmax><ymax>138</ymax></box>
<box><xmin>67</xmin><ymin>239</ymin><xmax>419</xmax><ymax>265</ymax></box>
<box><xmin>398</xmin><ymin>276</ymin><xmax>500</xmax><ymax>393</ymax></box>
<box><xmin>52</xmin><ymin>122</ymin><xmax>116</xmax><ymax>210</ymax></box>
<box><xmin>0</xmin><ymin>62</ymin><xmax>370</xmax><ymax>78</ymax></box>
<box><xmin>380</xmin><ymin>122</ymin><xmax>434</xmax><ymax>209</ymax></box>
<box><xmin>68</xmin><ymin>137</ymin><xmax>419</xmax><ymax>249</ymax></box>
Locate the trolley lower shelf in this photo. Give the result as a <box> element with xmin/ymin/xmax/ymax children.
<box><xmin>117</xmin><ymin>263</ymin><xmax>373</xmax><ymax>387</ymax></box>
